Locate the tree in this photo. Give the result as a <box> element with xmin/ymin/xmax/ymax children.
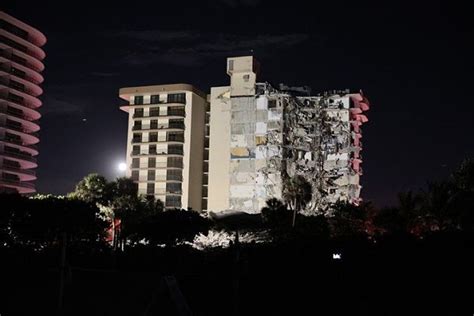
<box><xmin>1</xmin><ymin>194</ymin><xmax>107</xmax><ymax>249</ymax></box>
<box><xmin>283</xmin><ymin>175</ymin><xmax>312</xmax><ymax>228</ymax></box>
<box><xmin>133</xmin><ymin>209</ymin><xmax>211</xmax><ymax>247</ymax></box>
<box><xmin>330</xmin><ymin>202</ymin><xmax>369</xmax><ymax>239</ymax></box>
<box><xmin>261</xmin><ymin>198</ymin><xmax>291</xmax><ymax>227</ymax></box>
<box><xmin>69</xmin><ymin>173</ymin><xmax>110</xmax><ymax>205</ymax></box>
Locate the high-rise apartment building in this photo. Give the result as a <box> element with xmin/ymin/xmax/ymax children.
<box><xmin>120</xmin><ymin>56</ymin><xmax>369</xmax><ymax>213</ymax></box>
<box><xmin>208</xmin><ymin>56</ymin><xmax>369</xmax><ymax>214</ymax></box>
<box><xmin>119</xmin><ymin>84</ymin><xmax>207</xmax><ymax>210</ymax></box>
<box><xmin>0</xmin><ymin>11</ymin><xmax>46</xmax><ymax>194</ymax></box>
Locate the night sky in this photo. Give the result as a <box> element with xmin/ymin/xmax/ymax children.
<box><xmin>3</xmin><ymin>1</ymin><xmax>472</xmax><ymax>206</ymax></box>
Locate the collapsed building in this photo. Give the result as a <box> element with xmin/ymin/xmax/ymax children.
<box><xmin>207</xmin><ymin>56</ymin><xmax>370</xmax><ymax>214</ymax></box>
<box><xmin>120</xmin><ymin>55</ymin><xmax>369</xmax><ymax>213</ymax></box>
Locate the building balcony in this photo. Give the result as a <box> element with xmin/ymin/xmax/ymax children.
<box><xmin>0</xmin><ymin>29</ymin><xmax>46</xmax><ymax>60</ymax></box>
<box><xmin>132</xmin><ymin>110</ymin><xmax>186</xmax><ymax>119</ymax></box>
<box><xmin>130</xmin><ymin>164</ymin><xmax>183</xmax><ymax>170</ymax></box>
<box><xmin>0</xmin><ymin>60</ymin><xmax>43</xmax><ymax>85</ymax></box>
<box><xmin>130</xmin><ymin>151</ymin><xmax>184</xmax><ymax>158</ymax></box>
<box><xmin>131</xmin><ymin>138</ymin><xmax>184</xmax><ymax>144</ymax></box>
<box><xmin>0</xmin><ymin>46</ymin><xmax>44</xmax><ymax>72</ymax></box>
<box><xmin>0</xmin><ymin>176</ymin><xmax>35</xmax><ymax>193</ymax></box>
<box><xmin>1</xmin><ymin>121</ymin><xmax>39</xmax><ymax>137</ymax></box>
<box><xmin>0</xmin><ymin>135</ymin><xmax>38</xmax><ymax>153</ymax></box>
<box><xmin>0</xmin><ymin>105</ymin><xmax>39</xmax><ymax>122</ymax></box>
<box><xmin>2</xmin><ymin>149</ymin><xmax>37</xmax><ymax>163</ymax></box>
<box><xmin>132</xmin><ymin>123</ymin><xmax>185</xmax><ymax>131</ymax></box>
<box><xmin>0</xmin><ymin>164</ymin><xmax>36</xmax><ymax>181</ymax></box>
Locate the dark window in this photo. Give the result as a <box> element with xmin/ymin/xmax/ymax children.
<box><xmin>132</xmin><ymin>133</ymin><xmax>142</xmax><ymax>143</ymax></box>
<box><xmin>149</xmin><ymin>145</ymin><xmax>157</xmax><ymax>154</ymax></box>
<box><xmin>165</xmin><ymin>196</ymin><xmax>181</xmax><ymax>208</ymax></box>
<box><xmin>0</xmin><ymin>19</ymin><xmax>29</xmax><ymax>40</ymax></box>
<box><xmin>167</xmin><ymin>106</ymin><xmax>185</xmax><ymax>117</ymax></box>
<box><xmin>134</xmin><ymin>95</ymin><xmax>144</xmax><ymax>105</ymax></box>
<box><xmin>132</xmin><ymin>145</ymin><xmax>140</xmax><ymax>155</ymax></box>
<box><xmin>134</xmin><ymin>108</ymin><xmax>143</xmax><ymax>118</ymax></box>
<box><xmin>148</xmin><ymin>157</ymin><xmax>156</xmax><ymax>168</ymax></box>
<box><xmin>0</xmin><ymin>35</ymin><xmax>28</xmax><ymax>53</ymax></box>
<box><xmin>167</xmin><ymin>169</ymin><xmax>182</xmax><ymax>181</ymax></box>
<box><xmin>150</xmin><ymin>120</ymin><xmax>158</xmax><ymax>129</ymax></box>
<box><xmin>202</xmin><ymin>199</ymin><xmax>208</xmax><ymax>210</ymax></box>
<box><xmin>166</xmin><ymin>182</ymin><xmax>181</xmax><ymax>194</ymax></box>
<box><xmin>169</xmin><ymin>119</ymin><xmax>184</xmax><ymax>129</ymax></box>
<box><xmin>168</xmin><ymin>144</ymin><xmax>183</xmax><ymax>155</ymax></box>
<box><xmin>132</xmin><ymin>158</ymin><xmax>139</xmax><ymax>168</ymax></box>
<box><xmin>268</xmin><ymin>99</ymin><xmax>277</xmax><ymax>108</ymax></box>
<box><xmin>133</xmin><ymin>120</ymin><xmax>142</xmax><ymax>130</ymax></box>
<box><xmin>149</xmin><ymin>132</ymin><xmax>158</xmax><ymax>142</ymax></box>
<box><xmin>10</xmin><ymin>67</ymin><xmax>26</xmax><ymax>79</ymax></box>
<box><xmin>147</xmin><ymin>170</ymin><xmax>155</xmax><ymax>181</ymax></box>
<box><xmin>202</xmin><ymin>173</ymin><xmax>208</xmax><ymax>185</ymax></box>
<box><xmin>150</xmin><ymin>95</ymin><xmax>160</xmax><ymax>104</ymax></box>
<box><xmin>147</xmin><ymin>183</ymin><xmax>154</xmax><ymax>195</ymax></box>
<box><xmin>150</xmin><ymin>108</ymin><xmax>160</xmax><ymax>117</ymax></box>
<box><xmin>131</xmin><ymin>170</ymin><xmax>139</xmax><ymax>181</ymax></box>
<box><xmin>167</xmin><ymin>132</ymin><xmax>184</xmax><ymax>142</ymax></box>
<box><xmin>167</xmin><ymin>157</ymin><xmax>183</xmax><ymax>168</ymax></box>
<box><xmin>167</xmin><ymin>93</ymin><xmax>186</xmax><ymax>104</ymax></box>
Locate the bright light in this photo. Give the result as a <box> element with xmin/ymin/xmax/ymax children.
<box><xmin>118</xmin><ymin>162</ymin><xmax>127</xmax><ymax>172</ymax></box>
<box><xmin>332</xmin><ymin>253</ymin><xmax>342</xmax><ymax>260</ymax></box>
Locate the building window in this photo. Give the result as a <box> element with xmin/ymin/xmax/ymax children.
<box><xmin>150</xmin><ymin>120</ymin><xmax>158</xmax><ymax>129</ymax></box>
<box><xmin>147</xmin><ymin>183</ymin><xmax>154</xmax><ymax>195</ymax></box>
<box><xmin>132</xmin><ymin>133</ymin><xmax>142</xmax><ymax>143</ymax></box>
<box><xmin>165</xmin><ymin>196</ymin><xmax>181</xmax><ymax>208</ymax></box>
<box><xmin>150</xmin><ymin>108</ymin><xmax>160</xmax><ymax>117</ymax></box>
<box><xmin>132</xmin><ymin>145</ymin><xmax>140</xmax><ymax>155</ymax></box>
<box><xmin>149</xmin><ymin>132</ymin><xmax>158</xmax><ymax>142</ymax></box>
<box><xmin>167</xmin><ymin>132</ymin><xmax>184</xmax><ymax>142</ymax></box>
<box><xmin>167</xmin><ymin>157</ymin><xmax>183</xmax><ymax>168</ymax></box>
<box><xmin>131</xmin><ymin>170</ymin><xmax>139</xmax><ymax>181</ymax></box>
<box><xmin>134</xmin><ymin>108</ymin><xmax>143</xmax><ymax>118</ymax></box>
<box><xmin>167</xmin><ymin>93</ymin><xmax>186</xmax><ymax>104</ymax></box>
<box><xmin>243</xmin><ymin>74</ymin><xmax>250</xmax><ymax>82</ymax></box>
<box><xmin>133</xmin><ymin>120</ymin><xmax>142</xmax><ymax>130</ymax></box>
<box><xmin>134</xmin><ymin>95</ymin><xmax>144</xmax><ymax>105</ymax></box>
<box><xmin>168</xmin><ymin>144</ymin><xmax>183</xmax><ymax>155</ymax></box>
<box><xmin>148</xmin><ymin>157</ymin><xmax>156</xmax><ymax>168</ymax></box>
<box><xmin>132</xmin><ymin>158</ymin><xmax>139</xmax><ymax>168</ymax></box>
<box><xmin>167</xmin><ymin>169</ymin><xmax>182</xmax><ymax>181</ymax></box>
<box><xmin>268</xmin><ymin>99</ymin><xmax>277</xmax><ymax>108</ymax></box>
<box><xmin>150</xmin><ymin>95</ymin><xmax>160</xmax><ymax>104</ymax></box>
<box><xmin>166</xmin><ymin>182</ymin><xmax>181</xmax><ymax>194</ymax></box>
<box><xmin>169</xmin><ymin>119</ymin><xmax>184</xmax><ymax>129</ymax></box>
<box><xmin>149</xmin><ymin>145</ymin><xmax>157</xmax><ymax>154</ymax></box>
<box><xmin>202</xmin><ymin>199</ymin><xmax>208</xmax><ymax>210</ymax></box>
<box><xmin>147</xmin><ymin>170</ymin><xmax>155</xmax><ymax>181</ymax></box>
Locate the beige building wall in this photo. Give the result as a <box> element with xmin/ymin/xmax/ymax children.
<box><xmin>183</xmin><ymin>92</ymin><xmax>206</xmax><ymax>210</ymax></box>
<box><xmin>207</xmin><ymin>86</ymin><xmax>232</xmax><ymax>211</ymax></box>
<box><xmin>119</xmin><ymin>84</ymin><xmax>207</xmax><ymax>211</ymax></box>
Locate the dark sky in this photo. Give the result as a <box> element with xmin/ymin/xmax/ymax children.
<box><xmin>3</xmin><ymin>1</ymin><xmax>473</xmax><ymax>206</ymax></box>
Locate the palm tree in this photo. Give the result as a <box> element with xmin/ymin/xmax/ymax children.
<box><xmin>283</xmin><ymin>175</ymin><xmax>312</xmax><ymax>228</ymax></box>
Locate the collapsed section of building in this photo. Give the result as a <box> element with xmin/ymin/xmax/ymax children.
<box><xmin>120</xmin><ymin>55</ymin><xmax>370</xmax><ymax>214</ymax></box>
<box><xmin>207</xmin><ymin>56</ymin><xmax>370</xmax><ymax>214</ymax></box>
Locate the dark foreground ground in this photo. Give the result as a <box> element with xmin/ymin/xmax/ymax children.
<box><xmin>1</xmin><ymin>233</ymin><xmax>473</xmax><ymax>316</ymax></box>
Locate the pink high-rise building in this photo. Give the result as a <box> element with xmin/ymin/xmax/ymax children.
<box><xmin>0</xmin><ymin>11</ymin><xmax>46</xmax><ymax>194</ymax></box>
